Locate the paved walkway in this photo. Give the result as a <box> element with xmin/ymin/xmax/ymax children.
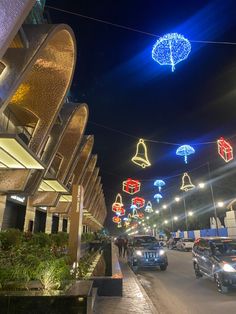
<box><xmin>94</xmin><ymin>257</ymin><xmax>157</xmax><ymax>314</ymax></box>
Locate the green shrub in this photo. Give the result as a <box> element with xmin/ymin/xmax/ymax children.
<box><xmin>0</xmin><ymin>229</ymin><xmax>22</xmax><ymax>250</ymax></box>
<box><xmin>28</xmin><ymin>233</ymin><xmax>52</xmax><ymax>247</ymax></box>
<box><xmin>50</xmin><ymin>232</ymin><xmax>68</xmax><ymax>248</ymax></box>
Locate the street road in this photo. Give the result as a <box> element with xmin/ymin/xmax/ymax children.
<box><xmin>137</xmin><ymin>250</ymin><xmax>236</xmax><ymax>314</ymax></box>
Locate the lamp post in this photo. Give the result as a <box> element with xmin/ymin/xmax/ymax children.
<box><xmin>206</xmin><ymin>162</ymin><xmax>219</xmax><ymax>236</ymax></box>
<box><xmin>175</xmin><ymin>196</ymin><xmax>188</xmax><ymax>231</ymax></box>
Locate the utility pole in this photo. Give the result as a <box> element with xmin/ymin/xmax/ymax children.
<box><xmin>207</xmin><ymin>162</ymin><xmax>219</xmax><ymax>236</ymax></box>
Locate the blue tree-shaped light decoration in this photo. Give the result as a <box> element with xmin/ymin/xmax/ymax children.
<box><xmin>154</xmin><ymin>179</ymin><xmax>166</xmax><ymax>192</ymax></box>
<box><xmin>176</xmin><ymin>145</ymin><xmax>195</xmax><ymax>164</ymax></box>
<box><xmin>154</xmin><ymin>193</ymin><xmax>163</xmax><ymax>203</ymax></box>
<box><xmin>152</xmin><ymin>33</ymin><xmax>191</xmax><ymax>72</ymax></box>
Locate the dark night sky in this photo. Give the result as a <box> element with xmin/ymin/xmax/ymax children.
<box><xmin>46</xmin><ymin>0</ymin><xmax>236</xmax><ymax>232</ymax></box>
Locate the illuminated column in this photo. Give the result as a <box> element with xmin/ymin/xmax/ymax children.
<box><xmin>45</xmin><ymin>211</ymin><xmax>52</xmax><ymax>234</ymax></box>
<box><xmin>68</xmin><ymin>185</ymin><xmax>84</xmax><ymax>263</ymax></box>
<box><xmin>58</xmin><ymin>215</ymin><xmax>63</xmax><ymax>232</ymax></box>
<box><xmin>24</xmin><ymin>200</ymin><xmax>35</xmax><ymax>232</ymax></box>
<box><xmin>0</xmin><ymin>195</ymin><xmax>6</xmax><ymax>230</ymax></box>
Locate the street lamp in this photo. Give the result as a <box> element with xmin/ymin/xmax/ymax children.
<box><xmin>162</xmin><ymin>204</ymin><xmax>167</xmax><ymax>209</ymax></box>
<box><xmin>146</xmin><ymin>216</ymin><xmax>149</xmax><ymax>220</ymax></box>
<box><xmin>217</xmin><ymin>201</ymin><xmax>224</xmax><ymax>208</ymax></box>
<box><xmin>188</xmin><ymin>211</ymin><xmax>193</xmax><ymax>216</ymax></box>
<box><xmin>198</xmin><ymin>182</ymin><xmax>205</xmax><ymax>189</ymax></box>
<box><xmin>164</xmin><ymin>220</ymin><xmax>168</xmax><ymax>224</ymax></box>
<box><xmin>174</xmin><ymin>216</ymin><xmax>178</xmax><ymax>221</ymax></box>
<box><xmin>155</xmin><ymin>210</ymin><xmax>160</xmax><ymax>214</ymax></box>
<box><xmin>175</xmin><ymin>197</ymin><xmax>180</xmax><ymax>202</ymax></box>
<box><xmin>175</xmin><ymin>196</ymin><xmax>188</xmax><ymax>231</ymax></box>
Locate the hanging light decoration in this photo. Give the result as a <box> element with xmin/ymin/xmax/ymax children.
<box><xmin>180</xmin><ymin>172</ymin><xmax>195</xmax><ymax>192</ymax></box>
<box><xmin>152</xmin><ymin>33</ymin><xmax>191</xmax><ymax>72</ymax></box>
<box><xmin>217</xmin><ymin>137</ymin><xmax>233</xmax><ymax>163</ymax></box>
<box><xmin>132</xmin><ymin>139</ymin><xmax>151</xmax><ymax>168</ymax></box>
<box><xmin>117</xmin><ymin>222</ymin><xmax>122</xmax><ymax>228</ymax></box>
<box><xmin>176</xmin><ymin>145</ymin><xmax>195</xmax><ymax>164</ymax></box>
<box><xmin>132</xmin><ymin>197</ymin><xmax>145</xmax><ymax>209</ymax></box>
<box><xmin>130</xmin><ymin>204</ymin><xmax>139</xmax><ymax>218</ymax></box>
<box><xmin>112</xmin><ymin>216</ymin><xmax>121</xmax><ymax>224</ymax></box>
<box><xmin>138</xmin><ymin>212</ymin><xmax>144</xmax><ymax>219</ymax></box>
<box><xmin>122</xmin><ymin>178</ymin><xmax>141</xmax><ymax>194</ymax></box>
<box><xmin>145</xmin><ymin>201</ymin><xmax>153</xmax><ymax>213</ymax></box>
<box><xmin>112</xmin><ymin>193</ymin><xmax>124</xmax><ymax>214</ymax></box>
<box><xmin>154</xmin><ymin>193</ymin><xmax>163</xmax><ymax>203</ymax></box>
<box><xmin>154</xmin><ymin>179</ymin><xmax>166</xmax><ymax>192</ymax></box>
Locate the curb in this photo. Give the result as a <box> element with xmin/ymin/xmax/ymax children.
<box><xmin>128</xmin><ymin>265</ymin><xmax>159</xmax><ymax>314</ymax></box>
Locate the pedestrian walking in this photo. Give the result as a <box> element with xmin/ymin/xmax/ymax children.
<box><xmin>115</xmin><ymin>237</ymin><xmax>124</xmax><ymax>257</ymax></box>
<box><xmin>123</xmin><ymin>237</ymin><xmax>128</xmax><ymax>258</ymax></box>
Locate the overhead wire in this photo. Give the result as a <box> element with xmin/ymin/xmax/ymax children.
<box><xmin>46</xmin><ymin>5</ymin><xmax>236</xmax><ymax>46</ymax></box>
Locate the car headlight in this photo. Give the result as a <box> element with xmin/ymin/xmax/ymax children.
<box><xmin>135</xmin><ymin>250</ymin><xmax>142</xmax><ymax>256</ymax></box>
<box><xmin>221</xmin><ymin>263</ymin><xmax>236</xmax><ymax>272</ymax></box>
<box><xmin>159</xmin><ymin>249</ymin><xmax>165</xmax><ymax>256</ymax></box>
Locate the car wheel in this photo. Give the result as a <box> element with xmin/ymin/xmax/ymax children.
<box><xmin>194</xmin><ymin>263</ymin><xmax>202</xmax><ymax>279</ymax></box>
<box><xmin>160</xmin><ymin>265</ymin><xmax>167</xmax><ymax>271</ymax></box>
<box><xmin>215</xmin><ymin>274</ymin><xmax>229</xmax><ymax>293</ymax></box>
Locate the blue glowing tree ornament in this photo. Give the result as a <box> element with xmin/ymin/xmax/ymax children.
<box><xmin>154</xmin><ymin>179</ymin><xmax>166</xmax><ymax>192</ymax></box>
<box><xmin>176</xmin><ymin>145</ymin><xmax>195</xmax><ymax>164</ymax></box>
<box><xmin>152</xmin><ymin>33</ymin><xmax>191</xmax><ymax>72</ymax></box>
<box><xmin>154</xmin><ymin>193</ymin><xmax>163</xmax><ymax>203</ymax></box>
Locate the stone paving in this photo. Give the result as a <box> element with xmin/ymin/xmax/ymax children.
<box><xmin>94</xmin><ymin>258</ymin><xmax>157</xmax><ymax>314</ymax></box>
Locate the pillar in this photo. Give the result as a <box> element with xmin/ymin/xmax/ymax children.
<box><xmin>0</xmin><ymin>195</ymin><xmax>7</xmax><ymax>231</ymax></box>
<box><xmin>68</xmin><ymin>185</ymin><xmax>84</xmax><ymax>263</ymax></box>
<box><xmin>24</xmin><ymin>200</ymin><xmax>35</xmax><ymax>232</ymax></box>
<box><xmin>67</xmin><ymin>218</ymin><xmax>71</xmax><ymax>233</ymax></box>
<box><xmin>58</xmin><ymin>215</ymin><xmax>63</xmax><ymax>232</ymax></box>
<box><xmin>45</xmin><ymin>211</ymin><xmax>52</xmax><ymax>234</ymax></box>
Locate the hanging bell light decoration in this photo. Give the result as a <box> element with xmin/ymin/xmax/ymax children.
<box><xmin>112</xmin><ymin>193</ymin><xmax>124</xmax><ymax>214</ymax></box>
<box><xmin>117</xmin><ymin>222</ymin><xmax>122</xmax><ymax>228</ymax></box>
<box><xmin>180</xmin><ymin>172</ymin><xmax>195</xmax><ymax>192</ymax></box>
<box><xmin>132</xmin><ymin>139</ymin><xmax>151</xmax><ymax>168</ymax></box>
<box><xmin>145</xmin><ymin>201</ymin><xmax>153</xmax><ymax>213</ymax></box>
<box><xmin>132</xmin><ymin>197</ymin><xmax>145</xmax><ymax>209</ymax></box>
<box><xmin>130</xmin><ymin>204</ymin><xmax>139</xmax><ymax>218</ymax></box>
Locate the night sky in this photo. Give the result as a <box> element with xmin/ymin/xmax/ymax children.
<box><xmin>46</xmin><ymin>0</ymin><xmax>236</xmax><ymax>233</ymax></box>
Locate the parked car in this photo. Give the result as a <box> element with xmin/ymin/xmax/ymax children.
<box><xmin>127</xmin><ymin>235</ymin><xmax>168</xmax><ymax>272</ymax></box>
<box><xmin>167</xmin><ymin>237</ymin><xmax>181</xmax><ymax>249</ymax></box>
<box><xmin>176</xmin><ymin>238</ymin><xmax>194</xmax><ymax>251</ymax></box>
<box><xmin>192</xmin><ymin>237</ymin><xmax>236</xmax><ymax>293</ymax></box>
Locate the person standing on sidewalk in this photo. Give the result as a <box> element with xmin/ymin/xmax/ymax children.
<box><xmin>123</xmin><ymin>237</ymin><xmax>128</xmax><ymax>258</ymax></box>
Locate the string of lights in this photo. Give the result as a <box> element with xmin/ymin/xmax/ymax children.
<box><xmin>88</xmin><ymin>120</ymin><xmax>236</xmax><ymax>146</ymax></box>
<box><xmin>46</xmin><ymin>5</ymin><xmax>236</xmax><ymax>46</ymax></box>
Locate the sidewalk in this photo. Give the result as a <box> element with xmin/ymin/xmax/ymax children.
<box><xmin>94</xmin><ymin>257</ymin><xmax>157</xmax><ymax>314</ymax></box>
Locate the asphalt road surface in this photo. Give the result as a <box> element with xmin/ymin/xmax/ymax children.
<box><xmin>137</xmin><ymin>249</ymin><xmax>236</xmax><ymax>314</ymax></box>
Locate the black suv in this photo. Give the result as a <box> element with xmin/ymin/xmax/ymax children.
<box><xmin>192</xmin><ymin>237</ymin><xmax>236</xmax><ymax>293</ymax></box>
<box><xmin>127</xmin><ymin>235</ymin><xmax>168</xmax><ymax>273</ymax></box>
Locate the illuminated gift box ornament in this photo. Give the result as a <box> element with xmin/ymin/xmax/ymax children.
<box><xmin>112</xmin><ymin>193</ymin><xmax>124</xmax><ymax>214</ymax></box>
<box><xmin>217</xmin><ymin>137</ymin><xmax>233</xmax><ymax>162</ymax></box>
<box><xmin>122</xmin><ymin>178</ymin><xmax>141</xmax><ymax>195</ymax></box>
<box><xmin>132</xmin><ymin>197</ymin><xmax>145</xmax><ymax>209</ymax></box>
<box><xmin>113</xmin><ymin>216</ymin><xmax>121</xmax><ymax>224</ymax></box>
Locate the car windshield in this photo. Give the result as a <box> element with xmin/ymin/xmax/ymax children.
<box><xmin>183</xmin><ymin>239</ymin><xmax>194</xmax><ymax>242</ymax></box>
<box><xmin>133</xmin><ymin>236</ymin><xmax>158</xmax><ymax>246</ymax></box>
<box><xmin>211</xmin><ymin>240</ymin><xmax>236</xmax><ymax>255</ymax></box>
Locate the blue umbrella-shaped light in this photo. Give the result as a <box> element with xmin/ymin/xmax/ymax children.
<box><xmin>154</xmin><ymin>193</ymin><xmax>163</xmax><ymax>203</ymax></box>
<box><xmin>152</xmin><ymin>33</ymin><xmax>191</xmax><ymax>72</ymax></box>
<box><xmin>154</xmin><ymin>179</ymin><xmax>166</xmax><ymax>192</ymax></box>
<box><xmin>176</xmin><ymin>145</ymin><xmax>195</xmax><ymax>164</ymax></box>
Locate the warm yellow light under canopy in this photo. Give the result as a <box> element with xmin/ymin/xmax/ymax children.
<box><xmin>59</xmin><ymin>195</ymin><xmax>72</xmax><ymax>202</ymax></box>
<box><xmin>38</xmin><ymin>180</ymin><xmax>68</xmax><ymax>192</ymax></box>
<box><xmin>0</xmin><ymin>137</ymin><xmax>44</xmax><ymax>169</ymax></box>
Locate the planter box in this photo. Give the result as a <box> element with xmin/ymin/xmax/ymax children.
<box><xmin>0</xmin><ymin>281</ymin><xmax>94</xmax><ymax>314</ymax></box>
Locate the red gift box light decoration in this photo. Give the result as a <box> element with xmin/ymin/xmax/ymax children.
<box><xmin>122</xmin><ymin>178</ymin><xmax>141</xmax><ymax>195</ymax></box>
<box><xmin>217</xmin><ymin>137</ymin><xmax>233</xmax><ymax>163</ymax></box>
<box><xmin>132</xmin><ymin>197</ymin><xmax>145</xmax><ymax>209</ymax></box>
